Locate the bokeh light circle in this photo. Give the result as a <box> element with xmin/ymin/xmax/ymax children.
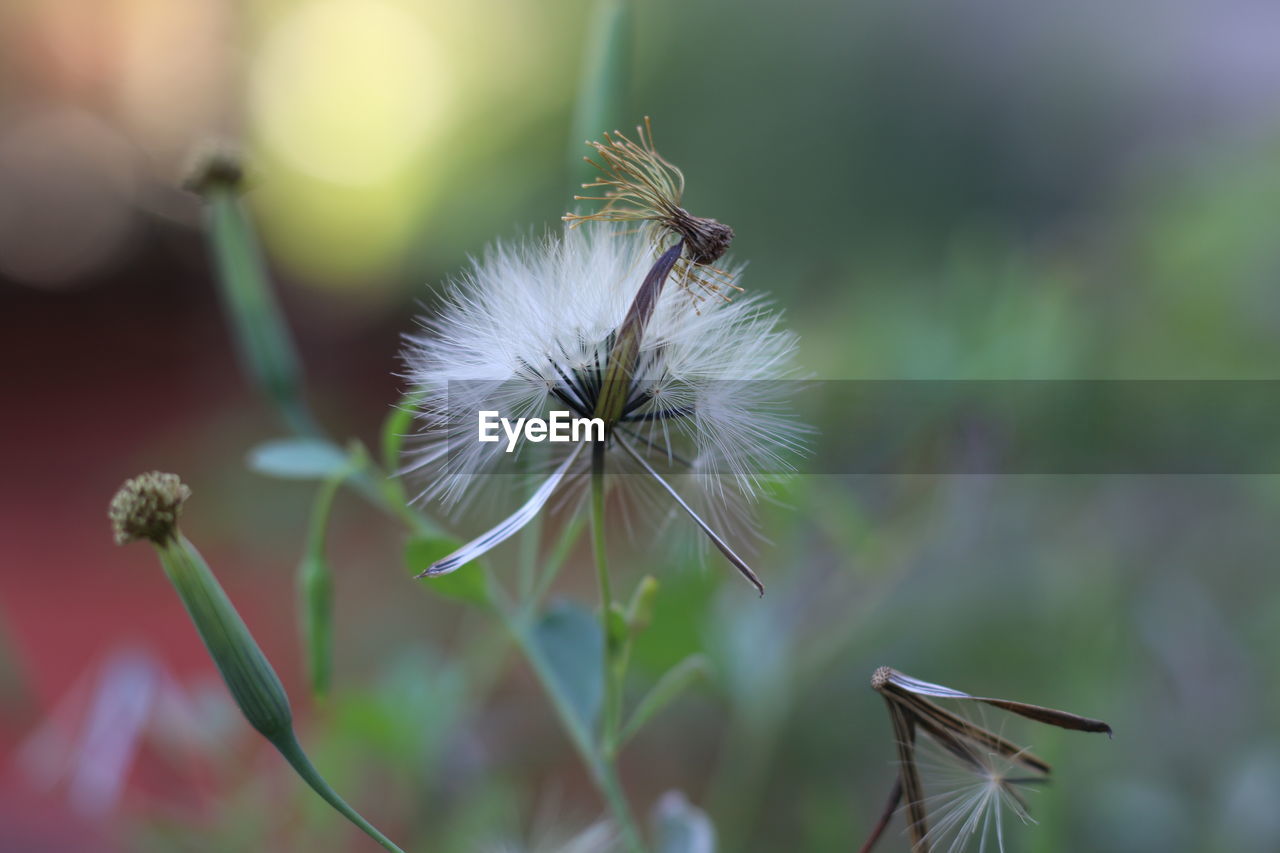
<box><xmin>250</xmin><ymin>0</ymin><xmax>452</xmax><ymax>186</ymax></box>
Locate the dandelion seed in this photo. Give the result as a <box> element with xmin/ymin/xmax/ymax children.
<box><xmin>399</xmin><ymin>227</ymin><xmax>806</xmax><ymax>594</ymax></box>
<box><xmin>563</xmin><ymin>118</ymin><xmax>739</xmax><ymax>305</ymax></box>
<box><xmin>862</xmin><ymin>666</ymin><xmax>1110</xmax><ymax>853</ymax></box>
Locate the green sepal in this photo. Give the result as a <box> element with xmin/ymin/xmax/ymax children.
<box><xmin>157</xmin><ymin>534</ymin><xmax>292</xmax><ymax>739</ymax></box>
<box><xmin>626</xmin><ymin>574</ymin><xmax>659</xmax><ymax>634</ymax></box>
<box><xmin>607</xmin><ymin>602</ymin><xmax>630</xmax><ymax>656</ymax></box>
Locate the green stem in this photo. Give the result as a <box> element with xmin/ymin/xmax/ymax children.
<box><xmin>526</xmin><ymin>512</ymin><xmax>587</xmax><ymax>615</ymax></box>
<box><xmin>203</xmin><ymin>187</ymin><xmax>320</xmax><ymax>438</ymax></box>
<box><xmin>273</xmin><ymin>730</ymin><xmax>406</xmax><ymax>853</ymax></box>
<box><xmin>517</xmin><ymin>446</ymin><xmax>546</xmax><ymax>602</ymax></box>
<box><xmin>569</xmin><ymin>0</ymin><xmax>633</xmax><ymax>187</ymax></box>
<box><xmin>491</xmin><ymin>595</ymin><xmax>644</xmax><ymax>853</ymax></box>
<box><xmin>591</xmin><ymin>445</ymin><xmax>622</xmax><ymax>754</ymax></box>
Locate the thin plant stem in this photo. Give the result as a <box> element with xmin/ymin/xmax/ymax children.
<box><xmin>590</xmin><ymin>444</ymin><xmax>621</xmax><ymax>752</ymax></box>
<box><xmin>569</xmin><ymin>0</ymin><xmax>632</xmax><ymax>189</ymax></box>
<box><xmin>527</xmin><ymin>512</ymin><xmax>587</xmax><ymax>613</ymax></box>
<box><xmin>202</xmin><ymin>186</ymin><xmax>320</xmax><ymax>439</ymax></box>
<box><xmin>587</xmin><ymin>443</ymin><xmax>645</xmax><ymax>852</ymax></box>
<box><xmin>273</xmin><ymin>730</ymin><xmax>405</xmax><ymax>852</ymax></box>
<box><xmin>490</xmin><ymin>589</ymin><xmax>645</xmax><ymax>853</ymax></box>
<box><xmin>517</xmin><ymin>445</ymin><xmax>546</xmax><ymax>601</ymax></box>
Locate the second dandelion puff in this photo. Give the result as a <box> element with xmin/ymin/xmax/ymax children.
<box><xmin>862</xmin><ymin>667</ymin><xmax>1111</xmax><ymax>853</ymax></box>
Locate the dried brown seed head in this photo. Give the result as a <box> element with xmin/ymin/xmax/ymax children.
<box><xmin>563</xmin><ymin>118</ymin><xmax>741</xmax><ymax>305</ymax></box>
<box><xmin>669</xmin><ymin>207</ymin><xmax>734</xmax><ymax>266</ymax></box>
<box><xmin>109</xmin><ymin>471</ymin><xmax>191</xmax><ymax>545</ymax></box>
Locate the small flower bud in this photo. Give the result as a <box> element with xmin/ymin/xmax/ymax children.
<box><xmin>109</xmin><ymin>472</ymin><xmax>191</xmax><ymax>546</ymax></box>
<box><xmin>111</xmin><ymin>475</ymin><xmax>404</xmax><ymax>851</ymax></box>
<box><xmin>625</xmin><ymin>575</ymin><xmax>659</xmax><ymax>634</ymax></box>
<box><xmin>181</xmin><ymin>146</ymin><xmax>246</xmax><ymax>198</ymax></box>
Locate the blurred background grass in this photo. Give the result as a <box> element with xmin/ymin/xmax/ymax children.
<box><xmin>2</xmin><ymin>0</ymin><xmax>1280</xmax><ymax>850</ymax></box>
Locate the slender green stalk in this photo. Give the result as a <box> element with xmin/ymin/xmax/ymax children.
<box><xmin>517</xmin><ymin>445</ymin><xmax>547</xmax><ymax>602</ymax></box>
<box><xmin>590</xmin><ymin>445</ymin><xmax>622</xmax><ymax>753</ymax></box>
<box><xmin>299</xmin><ymin>467</ymin><xmax>349</xmax><ymax>699</ymax></box>
<box><xmin>569</xmin><ymin>0</ymin><xmax>633</xmax><ymax>188</ymax></box>
<box><xmin>527</xmin><ymin>512</ymin><xmax>587</xmax><ymax>613</ymax></box>
<box><xmin>189</xmin><ymin>162</ymin><xmax>318</xmax><ymax>438</ymax></box>
<box><xmin>274</xmin><ymin>731</ymin><xmax>405</xmax><ymax>853</ymax></box>
<box><xmin>490</xmin><ymin>593</ymin><xmax>644</xmax><ymax>853</ymax></box>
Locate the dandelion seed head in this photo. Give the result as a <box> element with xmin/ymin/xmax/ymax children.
<box><xmin>399</xmin><ymin>226</ymin><xmax>806</xmax><ymax>589</ymax></box>
<box><xmin>402</xmin><ymin>227</ymin><xmax>801</xmax><ymax>502</ymax></box>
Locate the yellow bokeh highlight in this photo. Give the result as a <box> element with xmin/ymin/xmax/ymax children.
<box><xmin>243</xmin><ymin>0</ymin><xmax>571</xmax><ymax>291</ymax></box>
<box><xmin>247</xmin><ymin>0</ymin><xmax>456</xmax><ymax>290</ymax></box>
<box><xmin>251</xmin><ymin>0</ymin><xmax>451</xmax><ymax>186</ymax></box>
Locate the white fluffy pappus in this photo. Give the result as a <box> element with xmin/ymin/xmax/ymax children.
<box><xmin>398</xmin><ymin>227</ymin><xmax>807</xmax><ymax>594</ymax></box>
<box><xmin>914</xmin><ymin>730</ymin><xmax>1043</xmax><ymax>853</ymax></box>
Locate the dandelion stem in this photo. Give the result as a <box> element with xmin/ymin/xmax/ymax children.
<box><xmin>272</xmin><ymin>730</ymin><xmax>406</xmax><ymax>853</ymax></box>
<box><xmin>526</xmin><ymin>511</ymin><xmax>587</xmax><ymax>616</ymax></box>
<box><xmin>491</xmin><ymin>592</ymin><xmax>646</xmax><ymax>853</ymax></box>
<box><xmin>586</xmin><ymin>442</ymin><xmax>646</xmax><ymax>853</ymax></box>
<box><xmin>590</xmin><ymin>444</ymin><xmax>622</xmax><ymax>751</ymax></box>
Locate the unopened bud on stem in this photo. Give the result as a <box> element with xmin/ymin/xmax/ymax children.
<box><xmin>110</xmin><ymin>473</ymin><xmax>404</xmax><ymax>853</ymax></box>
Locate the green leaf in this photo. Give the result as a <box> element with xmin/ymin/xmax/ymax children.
<box><xmin>381</xmin><ymin>390</ymin><xmax>424</xmax><ymax>473</ymax></box>
<box><xmin>619</xmin><ymin>654</ymin><xmax>709</xmax><ymax>745</ymax></box>
<box><xmin>531</xmin><ymin>601</ymin><xmax>603</xmax><ymax>732</ymax></box>
<box><xmin>248</xmin><ymin>437</ymin><xmax>350</xmax><ymax>480</ymax></box>
<box><xmin>651</xmin><ymin>791</ymin><xmax>716</xmax><ymax>853</ymax></box>
<box><xmin>403</xmin><ymin>536</ymin><xmax>491</xmax><ymax>607</ymax></box>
